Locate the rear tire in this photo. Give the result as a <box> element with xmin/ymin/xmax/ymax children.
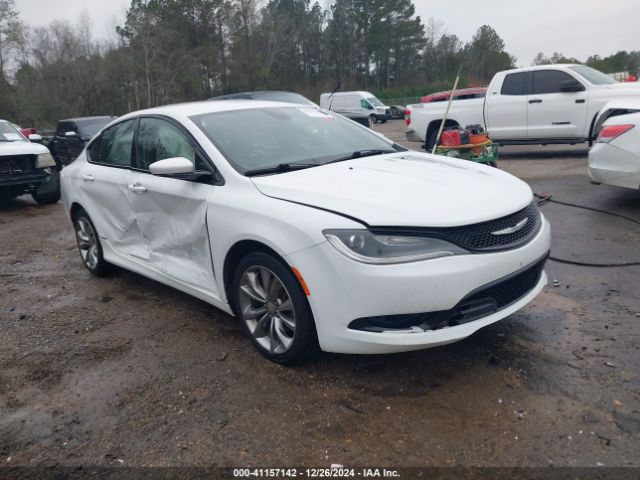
<box><xmin>425</xmin><ymin>129</ymin><xmax>438</xmax><ymax>152</ymax></box>
<box><xmin>231</xmin><ymin>252</ymin><xmax>319</xmax><ymax>364</ymax></box>
<box><xmin>72</xmin><ymin>209</ymin><xmax>112</xmax><ymax>277</ymax></box>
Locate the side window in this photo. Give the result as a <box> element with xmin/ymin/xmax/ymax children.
<box><xmin>501</xmin><ymin>72</ymin><xmax>528</xmax><ymax>95</ymax></box>
<box><xmin>87</xmin><ymin>137</ymin><xmax>101</xmax><ymax>162</ymax></box>
<box><xmin>532</xmin><ymin>70</ymin><xmax>578</xmax><ymax>94</ymax></box>
<box><xmin>360</xmin><ymin>99</ymin><xmax>372</xmax><ymax>110</ymax></box>
<box><xmin>94</xmin><ymin>119</ymin><xmax>136</xmax><ymax>167</ymax></box>
<box><xmin>136</xmin><ymin>118</ymin><xmax>205</xmax><ymax>171</ymax></box>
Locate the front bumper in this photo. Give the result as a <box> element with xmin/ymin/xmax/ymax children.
<box><xmin>288</xmin><ymin>215</ymin><xmax>551</xmax><ymax>354</ymax></box>
<box><xmin>588</xmin><ymin>143</ymin><xmax>640</xmax><ymax>190</ymax></box>
<box><xmin>0</xmin><ymin>170</ymin><xmax>50</xmax><ymax>189</ymax></box>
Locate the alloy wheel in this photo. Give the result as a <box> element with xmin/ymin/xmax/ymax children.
<box><xmin>75</xmin><ymin>217</ymin><xmax>99</xmax><ymax>270</ymax></box>
<box><xmin>238</xmin><ymin>266</ymin><xmax>296</xmax><ymax>354</ymax></box>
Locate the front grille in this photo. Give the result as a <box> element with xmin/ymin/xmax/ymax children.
<box><xmin>370</xmin><ymin>201</ymin><xmax>541</xmax><ymax>252</ymax></box>
<box><xmin>349</xmin><ymin>253</ymin><xmax>548</xmax><ymax>333</ymax></box>
<box><xmin>448</xmin><ymin>255</ymin><xmax>547</xmax><ymax>324</ymax></box>
<box><xmin>0</xmin><ymin>155</ymin><xmax>35</xmax><ymax>176</ymax></box>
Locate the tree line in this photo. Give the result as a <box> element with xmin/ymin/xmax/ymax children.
<box><xmin>533</xmin><ymin>50</ymin><xmax>640</xmax><ymax>76</ymax></box>
<box><xmin>0</xmin><ymin>0</ymin><xmax>636</xmax><ymax>128</ymax></box>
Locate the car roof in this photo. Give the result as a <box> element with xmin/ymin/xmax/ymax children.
<box><xmin>213</xmin><ymin>91</ymin><xmax>305</xmax><ymax>98</ymax></box>
<box><xmin>119</xmin><ymin>100</ymin><xmax>313</xmax><ymax>121</ymax></box>
<box><xmin>322</xmin><ymin>91</ymin><xmax>373</xmax><ymax>96</ymax></box>
<box><xmin>59</xmin><ymin>116</ymin><xmax>116</xmax><ymax>123</ymax></box>
<box><xmin>498</xmin><ymin>64</ymin><xmax>584</xmax><ymax>75</ymax></box>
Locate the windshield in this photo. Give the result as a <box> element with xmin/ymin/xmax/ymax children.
<box><xmin>191</xmin><ymin>107</ymin><xmax>400</xmax><ymax>174</ymax></box>
<box><xmin>78</xmin><ymin>118</ymin><xmax>112</xmax><ymax>138</ymax></box>
<box><xmin>568</xmin><ymin>65</ymin><xmax>617</xmax><ymax>85</ymax></box>
<box><xmin>367</xmin><ymin>97</ymin><xmax>384</xmax><ymax>107</ymax></box>
<box><xmin>0</xmin><ymin>122</ymin><xmax>27</xmax><ymax>142</ymax></box>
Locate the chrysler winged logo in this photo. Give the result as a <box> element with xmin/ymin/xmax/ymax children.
<box><xmin>491</xmin><ymin>217</ymin><xmax>528</xmax><ymax>236</ymax></box>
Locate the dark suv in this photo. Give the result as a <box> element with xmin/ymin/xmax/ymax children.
<box><xmin>49</xmin><ymin>116</ymin><xmax>115</xmax><ymax>166</ymax></box>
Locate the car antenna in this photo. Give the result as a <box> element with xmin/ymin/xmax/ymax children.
<box><xmin>328</xmin><ymin>81</ymin><xmax>342</xmax><ymax>111</ymax></box>
<box><xmin>432</xmin><ymin>65</ymin><xmax>462</xmax><ymax>155</ymax></box>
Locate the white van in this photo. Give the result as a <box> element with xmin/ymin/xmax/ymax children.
<box><xmin>320</xmin><ymin>91</ymin><xmax>391</xmax><ymax>123</ymax></box>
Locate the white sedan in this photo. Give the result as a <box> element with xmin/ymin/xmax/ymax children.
<box><xmin>61</xmin><ymin>101</ymin><xmax>550</xmax><ymax>363</ymax></box>
<box><xmin>589</xmin><ymin>100</ymin><xmax>640</xmax><ymax>190</ymax></box>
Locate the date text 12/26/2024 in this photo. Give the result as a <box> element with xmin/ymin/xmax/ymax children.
<box><xmin>233</xmin><ymin>468</ymin><xmax>400</xmax><ymax>478</ymax></box>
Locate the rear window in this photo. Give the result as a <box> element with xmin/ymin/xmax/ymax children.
<box><xmin>501</xmin><ymin>72</ymin><xmax>528</xmax><ymax>95</ymax></box>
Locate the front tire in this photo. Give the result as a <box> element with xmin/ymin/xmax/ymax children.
<box><xmin>231</xmin><ymin>252</ymin><xmax>319</xmax><ymax>364</ymax></box>
<box><xmin>73</xmin><ymin>209</ymin><xmax>112</xmax><ymax>276</ymax></box>
<box><xmin>31</xmin><ymin>171</ymin><xmax>61</xmax><ymax>205</ymax></box>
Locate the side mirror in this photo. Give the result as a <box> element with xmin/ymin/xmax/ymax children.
<box><xmin>28</xmin><ymin>134</ymin><xmax>43</xmax><ymax>142</ymax></box>
<box><xmin>560</xmin><ymin>79</ymin><xmax>585</xmax><ymax>92</ymax></box>
<box><xmin>149</xmin><ymin>157</ymin><xmax>195</xmax><ymax>176</ymax></box>
<box><xmin>65</xmin><ymin>131</ymin><xmax>79</xmax><ymax>138</ymax></box>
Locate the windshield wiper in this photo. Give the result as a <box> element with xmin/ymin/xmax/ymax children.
<box><xmin>244</xmin><ymin>162</ymin><xmax>318</xmax><ymax>177</ymax></box>
<box><xmin>325</xmin><ymin>149</ymin><xmax>398</xmax><ymax>165</ymax></box>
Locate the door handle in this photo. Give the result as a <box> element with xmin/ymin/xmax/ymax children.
<box><xmin>575</xmin><ymin>99</ymin><xmax>586</xmax><ymax>104</ymax></box>
<box><xmin>128</xmin><ymin>184</ymin><xmax>147</xmax><ymax>193</ymax></box>
<box><xmin>81</xmin><ymin>174</ymin><xmax>95</xmax><ymax>182</ymax></box>
<box><xmin>529</xmin><ymin>99</ymin><xmax>543</xmax><ymax>104</ymax></box>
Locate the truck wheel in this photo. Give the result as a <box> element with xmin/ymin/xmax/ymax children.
<box><xmin>425</xmin><ymin>129</ymin><xmax>438</xmax><ymax>152</ymax></box>
<box><xmin>31</xmin><ymin>170</ymin><xmax>61</xmax><ymax>205</ymax></box>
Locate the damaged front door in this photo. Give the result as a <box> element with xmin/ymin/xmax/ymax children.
<box><xmin>127</xmin><ymin>117</ymin><xmax>218</xmax><ymax>298</ymax></box>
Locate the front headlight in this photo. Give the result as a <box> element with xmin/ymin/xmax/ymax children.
<box><xmin>323</xmin><ymin>229</ymin><xmax>468</xmax><ymax>264</ymax></box>
<box><xmin>36</xmin><ymin>152</ymin><xmax>56</xmax><ymax>168</ymax></box>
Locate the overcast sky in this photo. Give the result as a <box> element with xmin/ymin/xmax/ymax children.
<box><xmin>14</xmin><ymin>0</ymin><xmax>640</xmax><ymax>66</ymax></box>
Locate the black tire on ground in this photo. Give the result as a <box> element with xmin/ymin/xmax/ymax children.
<box><xmin>425</xmin><ymin>129</ymin><xmax>438</xmax><ymax>152</ymax></box>
<box><xmin>230</xmin><ymin>251</ymin><xmax>319</xmax><ymax>364</ymax></box>
<box><xmin>72</xmin><ymin>209</ymin><xmax>113</xmax><ymax>277</ymax></box>
<box><xmin>31</xmin><ymin>170</ymin><xmax>61</xmax><ymax>205</ymax></box>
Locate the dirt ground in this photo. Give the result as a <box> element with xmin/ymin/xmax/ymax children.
<box><xmin>1</xmin><ymin>120</ymin><xmax>639</xmax><ymax>471</ymax></box>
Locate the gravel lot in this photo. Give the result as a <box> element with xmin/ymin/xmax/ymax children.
<box><xmin>1</xmin><ymin>120</ymin><xmax>639</xmax><ymax>471</ymax></box>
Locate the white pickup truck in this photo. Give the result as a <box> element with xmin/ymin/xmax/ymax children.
<box><xmin>406</xmin><ymin>64</ymin><xmax>640</xmax><ymax>150</ymax></box>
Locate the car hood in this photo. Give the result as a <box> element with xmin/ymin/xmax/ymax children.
<box><xmin>0</xmin><ymin>141</ymin><xmax>49</xmax><ymax>156</ymax></box>
<box><xmin>591</xmin><ymin>82</ymin><xmax>640</xmax><ymax>95</ymax></box>
<box><xmin>251</xmin><ymin>153</ymin><xmax>533</xmax><ymax>227</ymax></box>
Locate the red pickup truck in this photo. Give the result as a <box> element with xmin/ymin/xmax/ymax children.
<box><xmin>420</xmin><ymin>87</ymin><xmax>487</xmax><ymax>103</ymax></box>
